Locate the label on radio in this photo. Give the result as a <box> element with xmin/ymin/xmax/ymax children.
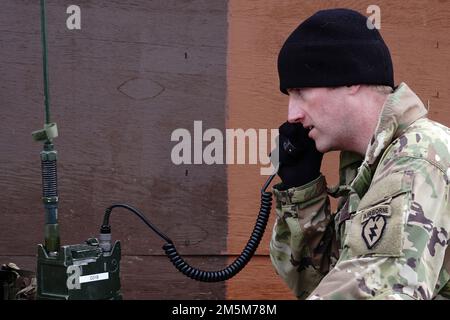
<box><xmin>79</xmin><ymin>272</ymin><xmax>109</xmax><ymax>284</ymax></box>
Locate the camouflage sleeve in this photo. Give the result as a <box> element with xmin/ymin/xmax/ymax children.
<box><xmin>308</xmin><ymin>158</ymin><xmax>450</xmax><ymax>300</ymax></box>
<box><xmin>269</xmin><ymin>175</ymin><xmax>338</xmax><ymax>299</ymax></box>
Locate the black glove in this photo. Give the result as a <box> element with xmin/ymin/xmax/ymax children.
<box><xmin>276</xmin><ymin>121</ymin><xmax>323</xmax><ymax>189</ymax></box>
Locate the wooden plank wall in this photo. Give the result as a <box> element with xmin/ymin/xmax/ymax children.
<box><xmin>0</xmin><ymin>0</ymin><xmax>449</xmax><ymax>300</ymax></box>
<box><xmin>0</xmin><ymin>0</ymin><xmax>228</xmax><ymax>299</ymax></box>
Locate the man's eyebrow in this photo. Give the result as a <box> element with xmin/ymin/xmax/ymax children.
<box><xmin>288</xmin><ymin>88</ymin><xmax>302</xmax><ymax>94</ymax></box>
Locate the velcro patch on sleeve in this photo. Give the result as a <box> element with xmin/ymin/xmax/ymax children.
<box><xmin>345</xmin><ymin>197</ymin><xmax>406</xmax><ymax>257</ymax></box>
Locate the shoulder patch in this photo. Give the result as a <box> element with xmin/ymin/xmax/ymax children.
<box><xmin>362</xmin><ymin>214</ymin><xmax>387</xmax><ymax>249</ymax></box>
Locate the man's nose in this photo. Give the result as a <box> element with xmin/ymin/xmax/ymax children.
<box><xmin>287</xmin><ymin>98</ymin><xmax>305</xmax><ymax>124</ymax></box>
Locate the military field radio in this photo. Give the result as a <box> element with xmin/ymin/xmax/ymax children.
<box><xmin>33</xmin><ymin>0</ymin><xmax>121</xmax><ymax>300</ymax></box>
<box><xmin>33</xmin><ymin>0</ymin><xmax>277</xmax><ymax>299</ymax></box>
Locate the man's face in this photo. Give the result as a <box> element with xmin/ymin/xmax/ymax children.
<box><xmin>287</xmin><ymin>87</ymin><xmax>349</xmax><ymax>153</ymax></box>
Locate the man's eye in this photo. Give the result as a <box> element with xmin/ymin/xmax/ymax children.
<box><xmin>294</xmin><ymin>89</ymin><xmax>303</xmax><ymax>97</ymax></box>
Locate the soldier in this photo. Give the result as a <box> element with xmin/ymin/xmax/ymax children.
<box><xmin>269</xmin><ymin>8</ymin><xmax>450</xmax><ymax>299</ymax></box>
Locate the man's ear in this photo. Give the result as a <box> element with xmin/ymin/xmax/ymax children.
<box><xmin>346</xmin><ymin>85</ymin><xmax>361</xmax><ymax>95</ymax></box>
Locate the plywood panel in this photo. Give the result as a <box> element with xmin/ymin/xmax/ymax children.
<box><xmin>0</xmin><ymin>0</ymin><xmax>229</xmax><ymax>299</ymax></box>
<box><xmin>0</xmin><ymin>0</ymin><xmax>228</xmax><ymax>253</ymax></box>
<box><xmin>226</xmin><ymin>256</ymin><xmax>296</xmax><ymax>300</ymax></box>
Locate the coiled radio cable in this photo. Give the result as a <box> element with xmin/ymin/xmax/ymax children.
<box><xmin>100</xmin><ymin>171</ymin><xmax>277</xmax><ymax>282</ymax></box>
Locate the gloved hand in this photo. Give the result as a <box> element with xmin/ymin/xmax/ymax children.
<box><xmin>276</xmin><ymin>121</ymin><xmax>323</xmax><ymax>189</ymax></box>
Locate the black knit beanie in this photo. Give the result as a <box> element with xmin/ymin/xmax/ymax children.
<box><xmin>278</xmin><ymin>8</ymin><xmax>394</xmax><ymax>94</ymax></box>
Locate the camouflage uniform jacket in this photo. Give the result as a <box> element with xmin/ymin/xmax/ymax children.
<box><xmin>269</xmin><ymin>82</ymin><xmax>450</xmax><ymax>299</ymax></box>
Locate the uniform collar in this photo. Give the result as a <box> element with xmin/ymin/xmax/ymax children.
<box><xmin>364</xmin><ymin>82</ymin><xmax>428</xmax><ymax>166</ymax></box>
<box><xmin>336</xmin><ymin>83</ymin><xmax>428</xmax><ymax>199</ymax></box>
